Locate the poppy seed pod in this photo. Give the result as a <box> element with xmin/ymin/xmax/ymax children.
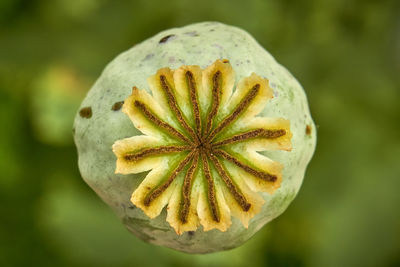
<box><xmin>73</xmin><ymin>22</ymin><xmax>316</xmax><ymax>253</ymax></box>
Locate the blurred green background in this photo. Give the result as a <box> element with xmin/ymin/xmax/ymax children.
<box><xmin>1</xmin><ymin>0</ymin><xmax>399</xmax><ymax>266</ymax></box>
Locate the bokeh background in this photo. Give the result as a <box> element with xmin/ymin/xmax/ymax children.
<box><xmin>1</xmin><ymin>0</ymin><xmax>399</xmax><ymax>266</ymax></box>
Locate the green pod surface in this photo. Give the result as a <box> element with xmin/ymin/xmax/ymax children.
<box><xmin>73</xmin><ymin>22</ymin><xmax>316</xmax><ymax>253</ymax></box>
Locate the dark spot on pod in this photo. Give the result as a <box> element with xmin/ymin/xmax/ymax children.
<box><xmin>159</xmin><ymin>34</ymin><xmax>175</xmax><ymax>44</ymax></box>
<box><xmin>306</xmin><ymin>125</ymin><xmax>312</xmax><ymax>135</ymax></box>
<box><xmin>184</xmin><ymin>31</ymin><xmax>199</xmax><ymax>37</ymax></box>
<box><xmin>222</xmin><ymin>59</ymin><xmax>229</xmax><ymax>63</ymax></box>
<box><xmin>112</xmin><ymin>101</ymin><xmax>124</xmax><ymax>111</ymax></box>
<box><xmin>143</xmin><ymin>53</ymin><xmax>154</xmax><ymax>61</ymax></box>
<box><xmin>188</xmin><ymin>231</ymin><xmax>195</xmax><ymax>236</ymax></box>
<box><xmin>79</xmin><ymin>106</ymin><xmax>92</xmax><ymax>118</ymax></box>
<box><xmin>72</xmin><ymin>127</ymin><xmax>76</xmax><ymax>135</ymax></box>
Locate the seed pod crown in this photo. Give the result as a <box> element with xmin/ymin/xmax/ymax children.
<box><xmin>112</xmin><ymin>59</ymin><xmax>292</xmax><ymax>234</ymax></box>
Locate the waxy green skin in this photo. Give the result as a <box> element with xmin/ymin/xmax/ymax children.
<box><xmin>73</xmin><ymin>22</ymin><xmax>316</xmax><ymax>253</ymax></box>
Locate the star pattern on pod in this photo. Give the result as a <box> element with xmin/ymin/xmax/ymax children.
<box><xmin>113</xmin><ymin>59</ymin><xmax>292</xmax><ymax>234</ymax></box>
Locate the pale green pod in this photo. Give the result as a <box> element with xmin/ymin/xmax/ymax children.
<box><xmin>73</xmin><ymin>22</ymin><xmax>316</xmax><ymax>254</ymax></box>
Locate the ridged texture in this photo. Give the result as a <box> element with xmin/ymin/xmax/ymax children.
<box><xmin>112</xmin><ymin>59</ymin><xmax>292</xmax><ymax>234</ymax></box>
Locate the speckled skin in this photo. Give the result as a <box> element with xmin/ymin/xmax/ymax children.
<box><xmin>73</xmin><ymin>22</ymin><xmax>316</xmax><ymax>253</ymax></box>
